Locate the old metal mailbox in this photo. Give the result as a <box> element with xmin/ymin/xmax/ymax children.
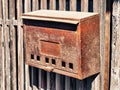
<box><xmin>22</xmin><ymin>10</ymin><xmax>100</xmax><ymax>80</ymax></box>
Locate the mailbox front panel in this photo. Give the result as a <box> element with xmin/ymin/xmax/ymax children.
<box><xmin>24</xmin><ymin>20</ymin><xmax>79</xmax><ymax>74</ymax></box>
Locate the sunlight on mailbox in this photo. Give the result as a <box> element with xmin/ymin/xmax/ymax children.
<box><xmin>22</xmin><ymin>10</ymin><xmax>100</xmax><ymax>80</ymax></box>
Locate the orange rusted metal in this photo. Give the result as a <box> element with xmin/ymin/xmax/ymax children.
<box><xmin>22</xmin><ymin>10</ymin><xmax>100</xmax><ymax>79</ymax></box>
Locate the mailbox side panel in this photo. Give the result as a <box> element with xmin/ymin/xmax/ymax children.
<box><xmin>79</xmin><ymin>15</ymin><xmax>100</xmax><ymax>79</ymax></box>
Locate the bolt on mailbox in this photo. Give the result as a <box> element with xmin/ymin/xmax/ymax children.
<box><xmin>22</xmin><ymin>10</ymin><xmax>100</xmax><ymax>80</ymax></box>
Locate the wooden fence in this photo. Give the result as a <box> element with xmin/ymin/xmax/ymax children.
<box><xmin>0</xmin><ymin>0</ymin><xmax>111</xmax><ymax>90</ymax></box>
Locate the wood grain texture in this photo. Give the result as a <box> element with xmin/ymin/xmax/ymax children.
<box><xmin>24</xmin><ymin>1</ymin><xmax>32</xmax><ymax>90</ymax></box>
<box><xmin>59</xmin><ymin>0</ymin><xmax>66</xmax><ymax>10</ymax></box>
<box><xmin>99</xmin><ymin>0</ymin><xmax>106</xmax><ymax>90</ymax></box>
<box><xmin>110</xmin><ymin>0</ymin><xmax>120</xmax><ymax>89</ymax></box>
<box><xmin>93</xmin><ymin>0</ymin><xmax>100</xmax><ymax>12</ymax></box>
<box><xmin>0</xmin><ymin>27</ymin><xmax>4</xmax><ymax>90</ymax></box>
<box><xmin>81</xmin><ymin>0</ymin><xmax>88</xmax><ymax>12</ymax></box>
<box><xmin>70</xmin><ymin>0</ymin><xmax>76</xmax><ymax>11</ymax></box>
<box><xmin>32</xmin><ymin>0</ymin><xmax>38</xmax><ymax>11</ymax></box>
<box><xmin>25</xmin><ymin>0</ymin><xmax>31</xmax><ymax>12</ymax></box>
<box><xmin>17</xmin><ymin>0</ymin><xmax>24</xmax><ymax>90</ymax></box>
<box><xmin>2</xmin><ymin>0</ymin><xmax>11</xmax><ymax>90</ymax></box>
<box><xmin>104</xmin><ymin>0</ymin><xmax>111</xmax><ymax>89</ymax></box>
<box><xmin>9</xmin><ymin>0</ymin><xmax>17</xmax><ymax>90</ymax></box>
<box><xmin>41</xmin><ymin>0</ymin><xmax>47</xmax><ymax>9</ymax></box>
<box><xmin>55</xmin><ymin>74</ymin><xmax>61</xmax><ymax>90</ymax></box>
<box><xmin>0</xmin><ymin>0</ymin><xmax>5</xmax><ymax>90</ymax></box>
<box><xmin>50</xmin><ymin>0</ymin><xmax>56</xmax><ymax>10</ymax></box>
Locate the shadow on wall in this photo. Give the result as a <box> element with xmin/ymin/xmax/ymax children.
<box><xmin>28</xmin><ymin>66</ymin><xmax>99</xmax><ymax>90</ymax></box>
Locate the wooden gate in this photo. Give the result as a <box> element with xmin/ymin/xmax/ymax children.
<box><xmin>0</xmin><ymin>0</ymin><xmax>111</xmax><ymax>90</ymax></box>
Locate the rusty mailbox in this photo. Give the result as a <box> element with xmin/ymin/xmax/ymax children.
<box><xmin>22</xmin><ymin>10</ymin><xmax>100</xmax><ymax>79</ymax></box>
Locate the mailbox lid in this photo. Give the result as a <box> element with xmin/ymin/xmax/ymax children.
<box><xmin>22</xmin><ymin>10</ymin><xmax>99</xmax><ymax>24</ymax></box>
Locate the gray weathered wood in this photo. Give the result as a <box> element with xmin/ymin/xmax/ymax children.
<box><xmin>24</xmin><ymin>0</ymin><xmax>32</xmax><ymax>90</ymax></box>
<box><xmin>110</xmin><ymin>0</ymin><xmax>120</xmax><ymax>89</ymax></box>
<box><xmin>32</xmin><ymin>0</ymin><xmax>39</xmax><ymax>11</ymax></box>
<box><xmin>99</xmin><ymin>0</ymin><xmax>106</xmax><ymax>90</ymax></box>
<box><xmin>56</xmin><ymin>74</ymin><xmax>61</xmax><ymax>90</ymax></box>
<box><xmin>17</xmin><ymin>0</ymin><xmax>24</xmax><ymax>90</ymax></box>
<box><xmin>81</xmin><ymin>0</ymin><xmax>88</xmax><ymax>12</ymax></box>
<box><xmin>2</xmin><ymin>0</ymin><xmax>11</xmax><ymax>89</ymax></box>
<box><xmin>41</xmin><ymin>0</ymin><xmax>47</xmax><ymax>9</ymax></box>
<box><xmin>70</xmin><ymin>0</ymin><xmax>76</xmax><ymax>11</ymax></box>
<box><xmin>65</xmin><ymin>76</ymin><xmax>70</xmax><ymax>90</ymax></box>
<box><xmin>47</xmin><ymin>72</ymin><xmax>50</xmax><ymax>90</ymax></box>
<box><xmin>59</xmin><ymin>0</ymin><xmax>66</xmax><ymax>10</ymax></box>
<box><xmin>50</xmin><ymin>0</ymin><xmax>56</xmax><ymax>10</ymax></box>
<box><xmin>93</xmin><ymin>0</ymin><xmax>100</xmax><ymax>12</ymax></box>
<box><xmin>9</xmin><ymin>0</ymin><xmax>17</xmax><ymax>90</ymax></box>
<box><xmin>0</xmin><ymin>0</ymin><xmax>5</xmax><ymax>89</ymax></box>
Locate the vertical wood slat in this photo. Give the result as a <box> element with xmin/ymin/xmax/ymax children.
<box><xmin>17</xmin><ymin>0</ymin><xmax>24</xmax><ymax>90</ymax></box>
<box><xmin>92</xmin><ymin>1</ymin><xmax>101</xmax><ymax>90</ymax></box>
<box><xmin>9</xmin><ymin>0</ymin><xmax>17</xmax><ymax>90</ymax></box>
<box><xmin>65</xmin><ymin>77</ymin><xmax>70</xmax><ymax>90</ymax></box>
<box><xmin>49</xmin><ymin>0</ymin><xmax>56</xmax><ymax>10</ymax></box>
<box><xmin>81</xmin><ymin>0</ymin><xmax>88</xmax><ymax>12</ymax></box>
<box><xmin>99</xmin><ymin>0</ymin><xmax>106</xmax><ymax>90</ymax></box>
<box><xmin>31</xmin><ymin>67</ymin><xmax>38</xmax><ymax>90</ymax></box>
<box><xmin>24</xmin><ymin>0</ymin><xmax>32</xmax><ymax>90</ymax></box>
<box><xmin>47</xmin><ymin>72</ymin><xmax>50</xmax><ymax>90</ymax></box>
<box><xmin>0</xmin><ymin>0</ymin><xmax>5</xmax><ymax>89</ymax></box>
<box><xmin>59</xmin><ymin>0</ymin><xmax>66</xmax><ymax>10</ymax></box>
<box><xmin>2</xmin><ymin>0</ymin><xmax>11</xmax><ymax>90</ymax></box>
<box><xmin>55</xmin><ymin>74</ymin><xmax>61</xmax><ymax>90</ymax></box>
<box><xmin>0</xmin><ymin>26</ymin><xmax>4</xmax><ymax>90</ymax></box>
<box><xmin>25</xmin><ymin>0</ymin><xmax>31</xmax><ymax>12</ymax></box>
<box><xmin>93</xmin><ymin>0</ymin><xmax>100</xmax><ymax>12</ymax></box>
<box><xmin>110</xmin><ymin>0</ymin><xmax>120</xmax><ymax>89</ymax></box>
<box><xmin>104</xmin><ymin>0</ymin><xmax>111</xmax><ymax>90</ymax></box>
<box><xmin>70</xmin><ymin>0</ymin><xmax>76</xmax><ymax>11</ymax></box>
<box><xmin>41</xmin><ymin>0</ymin><xmax>47</xmax><ymax>9</ymax></box>
<box><xmin>32</xmin><ymin>0</ymin><xmax>39</xmax><ymax>11</ymax></box>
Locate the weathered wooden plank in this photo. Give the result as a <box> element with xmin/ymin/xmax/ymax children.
<box><xmin>92</xmin><ymin>1</ymin><xmax>101</xmax><ymax>90</ymax></box>
<box><xmin>65</xmin><ymin>76</ymin><xmax>70</xmax><ymax>90</ymax></box>
<box><xmin>110</xmin><ymin>0</ymin><xmax>120</xmax><ymax>89</ymax></box>
<box><xmin>32</xmin><ymin>67</ymin><xmax>39</xmax><ymax>90</ymax></box>
<box><xmin>99</xmin><ymin>0</ymin><xmax>106</xmax><ymax>90</ymax></box>
<box><xmin>49</xmin><ymin>0</ymin><xmax>56</xmax><ymax>10</ymax></box>
<box><xmin>70</xmin><ymin>0</ymin><xmax>76</xmax><ymax>11</ymax></box>
<box><xmin>93</xmin><ymin>0</ymin><xmax>100</xmax><ymax>12</ymax></box>
<box><xmin>104</xmin><ymin>0</ymin><xmax>111</xmax><ymax>90</ymax></box>
<box><xmin>38</xmin><ymin>69</ymin><xmax>42</xmax><ymax>90</ymax></box>
<box><xmin>55</xmin><ymin>74</ymin><xmax>61</xmax><ymax>90</ymax></box>
<box><xmin>59</xmin><ymin>0</ymin><xmax>66</xmax><ymax>10</ymax></box>
<box><xmin>41</xmin><ymin>0</ymin><xmax>47</xmax><ymax>9</ymax></box>
<box><xmin>32</xmin><ymin>0</ymin><xmax>39</xmax><ymax>11</ymax></box>
<box><xmin>0</xmin><ymin>27</ymin><xmax>4</xmax><ymax>90</ymax></box>
<box><xmin>2</xmin><ymin>0</ymin><xmax>11</xmax><ymax>90</ymax></box>
<box><xmin>17</xmin><ymin>0</ymin><xmax>24</xmax><ymax>90</ymax></box>
<box><xmin>81</xmin><ymin>0</ymin><xmax>88</xmax><ymax>12</ymax></box>
<box><xmin>47</xmin><ymin>72</ymin><xmax>50</xmax><ymax>90</ymax></box>
<box><xmin>24</xmin><ymin>0</ymin><xmax>32</xmax><ymax>90</ymax></box>
<box><xmin>0</xmin><ymin>0</ymin><xmax>5</xmax><ymax>89</ymax></box>
<box><xmin>9</xmin><ymin>0</ymin><xmax>17</xmax><ymax>90</ymax></box>
<box><xmin>25</xmin><ymin>0</ymin><xmax>31</xmax><ymax>12</ymax></box>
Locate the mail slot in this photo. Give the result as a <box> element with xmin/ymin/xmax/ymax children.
<box><xmin>22</xmin><ymin>10</ymin><xmax>100</xmax><ymax>79</ymax></box>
